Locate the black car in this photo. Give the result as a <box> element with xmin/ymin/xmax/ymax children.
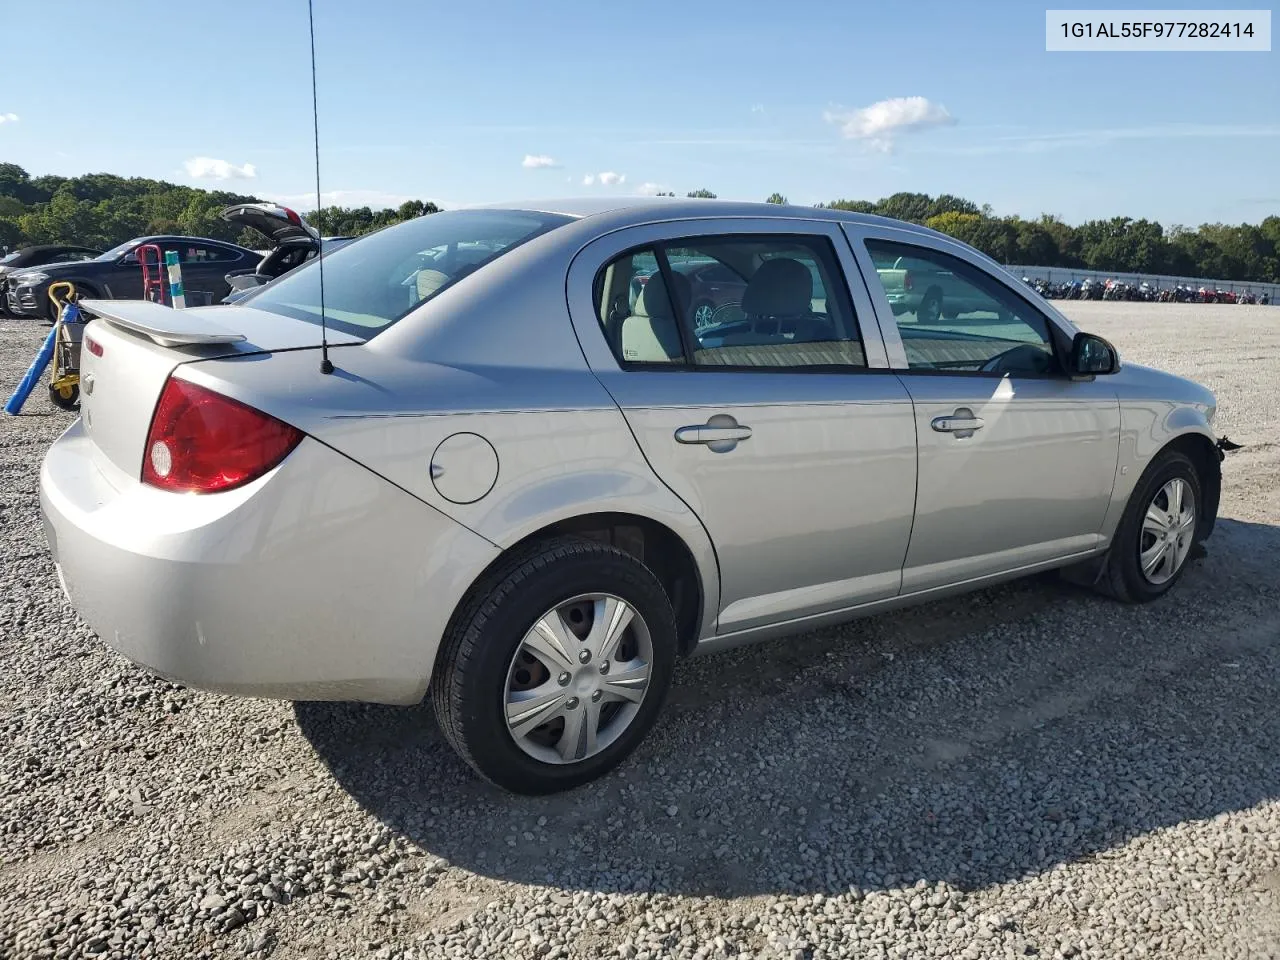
<box><xmin>5</xmin><ymin>235</ymin><xmax>257</xmax><ymax>320</ymax></box>
<box><xmin>0</xmin><ymin>245</ymin><xmax>101</xmax><ymax>315</ymax></box>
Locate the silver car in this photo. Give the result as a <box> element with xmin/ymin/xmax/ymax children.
<box><xmin>40</xmin><ymin>198</ymin><xmax>1225</xmax><ymax>794</ymax></box>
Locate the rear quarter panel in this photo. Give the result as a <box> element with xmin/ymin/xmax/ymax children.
<box><xmin>180</xmin><ymin>235</ymin><xmax>724</xmax><ymax>641</ymax></box>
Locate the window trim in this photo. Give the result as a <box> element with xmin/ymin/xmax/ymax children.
<box><xmin>851</xmin><ymin>231</ymin><xmax>1073</xmax><ymax>379</ymax></box>
<box><xmin>592</xmin><ymin>230</ymin><xmax>875</xmax><ymax>374</ymax></box>
<box><xmin>568</xmin><ymin>218</ymin><xmax>896</xmax><ymax>375</ymax></box>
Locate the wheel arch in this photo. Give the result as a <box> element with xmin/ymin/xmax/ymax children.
<box><xmin>442</xmin><ymin>511</ymin><xmax>712</xmax><ymax>665</ymax></box>
<box><xmin>1162</xmin><ymin>431</ymin><xmax>1221</xmax><ymax>540</ymax></box>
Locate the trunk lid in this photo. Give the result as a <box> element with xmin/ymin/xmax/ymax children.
<box><xmin>221</xmin><ymin>203</ymin><xmax>320</xmax><ymax>245</ymax></box>
<box><xmin>77</xmin><ymin>299</ymin><xmax>361</xmax><ymax>478</ymax></box>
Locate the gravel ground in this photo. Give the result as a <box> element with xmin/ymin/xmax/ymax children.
<box><xmin>1</xmin><ymin>302</ymin><xmax>1278</xmax><ymax>960</ymax></box>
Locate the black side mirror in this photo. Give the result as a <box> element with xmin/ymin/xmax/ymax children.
<box><xmin>1070</xmin><ymin>332</ymin><xmax>1119</xmax><ymax>378</ymax></box>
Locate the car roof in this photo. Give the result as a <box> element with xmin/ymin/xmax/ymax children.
<box><xmin>134</xmin><ymin>235</ymin><xmax>249</xmax><ymax>247</ymax></box>
<box><xmin>472</xmin><ymin>196</ymin><xmax>948</xmax><ymax>238</ymax></box>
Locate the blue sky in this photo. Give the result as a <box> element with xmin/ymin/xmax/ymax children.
<box><xmin>2</xmin><ymin>0</ymin><xmax>1276</xmax><ymax>225</ymax></box>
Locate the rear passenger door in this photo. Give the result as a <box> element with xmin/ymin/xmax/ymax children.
<box><xmin>567</xmin><ymin>219</ymin><xmax>918</xmax><ymax>637</ymax></box>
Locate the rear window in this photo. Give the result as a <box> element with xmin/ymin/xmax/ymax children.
<box><xmin>241</xmin><ymin>209</ymin><xmax>572</xmax><ymax>338</ymax></box>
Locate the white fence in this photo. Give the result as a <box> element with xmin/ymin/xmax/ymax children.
<box><xmin>1005</xmin><ymin>264</ymin><xmax>1280</xmax><ymax>302</ymax></box>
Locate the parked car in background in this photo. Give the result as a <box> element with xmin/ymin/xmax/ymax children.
<box><xmin>6</xmin><ymin>235</ymin><xmax>256</xmax><ymax>320</ymax></box>
<box><xmin>0</xmin><ymin>244</ymin><xmax>101</xmax><ymax>315</ymax></box>
<box><xmin>874</xmin><ymin>252</ymin><xmax>992</xmax><ymax>322</ymax></box>
<box><xmin>220</xmin><ymin>203</ymin><xmax>355</xmax><ymax>303</ymax></box>
<box><xmin>43</xmin><ymin>199</ymin><xmax>1226</xmax><ymax>795</ymax></box>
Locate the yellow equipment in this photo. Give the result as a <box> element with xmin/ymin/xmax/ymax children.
<box><xmin>47</xmin><ymin>281</ymin><xmax>83</xmax><ymax>410</ymax></box>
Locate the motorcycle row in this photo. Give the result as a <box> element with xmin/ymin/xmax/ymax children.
<box><xmin>1022</xmin><ymin>276</ymin><xmax>1270</xmax><ymax>305</ymax></box>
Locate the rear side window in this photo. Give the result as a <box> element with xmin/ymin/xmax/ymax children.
<box><xmin>594</xmin><ymin>234</ymin><xmax>866</xmax><ymax>370</ymax></box>
<box><xmin>176</xmin><ymin>244</ymin><xmax>240</xmax><ymax>264</ymax></box>
<box><xmin>245</xmin><ymin>209</ymin><xmax>572</xmax><ymax>338</ymax></box>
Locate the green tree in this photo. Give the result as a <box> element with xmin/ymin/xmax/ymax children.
<box><xmin>826</xmin><ymin>199</ymin><xmax>875</xmax><ymax>213</ymax></box>
<box><xmin>686</xmin><ymin>188</ymin><xmax>717</xmax><ymax>198</ymax></box>
<box><xmin>875</xmin><ymin>192</ymin><xmax>933</xmax><ymax>223</ymax></box>
<box><xmin>765</xmin><ymin>192</ymin><xmax>787</xmax><ymax>204</ymax></box>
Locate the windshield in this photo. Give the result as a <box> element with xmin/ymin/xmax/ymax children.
<box><xmin>0</xmin><ymin>251</ymin><xmax>20</xmax><ymax>265</ymax></box>
<box><xmin>242</xmin><ymin>209</ymin><xmax>572</xmax><ymax>337</ymax></box>
<box><xmin>96</xmin><ymin>239</ymin><xmax>141</xmax><ymax>261</ymax></box>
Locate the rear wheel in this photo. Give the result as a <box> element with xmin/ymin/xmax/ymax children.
<box><xmin>432</xmin><ymin>537</ymin><xmax>677</xmax><ymax>794</ymax></box>
<box><xmin>1096</xmin><ymin>451</ymin><xmax>1201</xmax><ymax>603</ymax></box>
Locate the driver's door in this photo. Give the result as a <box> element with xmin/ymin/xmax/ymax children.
<box><xmin>847</xmin><ymin>227</ymin><xmax>1121</xmax><ymax>593</ymax></box>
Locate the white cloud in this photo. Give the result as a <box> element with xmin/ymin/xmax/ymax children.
<box><xmin>582</xmin><ymin>174</ymin><xmax>595</xmax><ymax>186</ymax></box>
<box><xmin>823</xmin><ymin>96</ymin><xmax>954</xmax><ymax>151</ymax></box>
<box><xmin>637</xmin><ymin>182</ymin><xmax>668</xmax><ymax>196</ymax></box>
<box><xmin>521</xmin><ymin>154</ymin><xmax>559</xmax><ymax>169</ymax></box>
<box><xmin>598</xmin><ymin>171</ymin><xmax>625</xmax><ymax>186</ymax></box>
<box><xmin>184</xmin><ymin>156</ymin><xmax>257</xmax><ymax>180</ymax></box>
<box><xmin>0</xmin><ymin>113</ymin><xmax>18</xmax><ymax>123</ymax></box>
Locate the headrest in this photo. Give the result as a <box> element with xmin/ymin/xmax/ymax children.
<box><xmin>637</xmin><ymin>268</ymin><xmax>691</xmax><ymax>319</ymax></box>
<box><xmin>742</xmin><ymin>257</ymin><xmax>812</xmax><ymax>317</ymax></box>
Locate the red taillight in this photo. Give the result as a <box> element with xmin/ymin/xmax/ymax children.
<box><xmin>903</xmin><ymin>271</ymin><xmax>914</xmax><ymax>291</ymax></box>
<box><xmin>84</xmin><ymin>336</ymin><xmax>103</xmax><ymax>357</ymax></box>
<box><xmin>142</xmin><ymin>378</ymin><xmax>303</xmax><ymax>493</ymax></box>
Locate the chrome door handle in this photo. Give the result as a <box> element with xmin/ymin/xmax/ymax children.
<box><xmin>675</xmin><ymin>425</ymin><xmax>753</xmax><ymax>444</ymax></box>
<box><xmin>931</xmin><ymin>416</ymin><xmax>984</xmax><ymax>432</ymax></box>
<box><xmin>674</xmin><ymin>415</ymin><xmax>753</xmax><ymax>452</ymax></box>
<box><xmin>931</xmin><ymin>407</ymin><xmax>984</xmax><ymax>437</ymax></box>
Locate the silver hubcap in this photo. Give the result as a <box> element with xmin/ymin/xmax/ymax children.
<box><xmin>695</xmin><ymin>304</ymin><xmax>714</xmax><ymax>326</ymax></box>
<box><xmin>1139</xmin><ymin>477</ymin><xmax>1196</xmax><ymax>585</ymax></box>
<box><xmin>504</xmin><ymin>593</ymin><xmax>652</xmax><ymax>765</ymax></box>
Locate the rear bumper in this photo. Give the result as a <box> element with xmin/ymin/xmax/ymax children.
<box><xmin>41</xmin><ymin>421</ymin><xmax>499</xmax><ymax>704</ymax></box>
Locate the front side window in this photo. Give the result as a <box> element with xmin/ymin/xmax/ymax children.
<box><xmin>244</xmin><ymin>209</ymin><xmax>571</xmax><ymax>337</ymax></box>
<box><xmin>595</xmin><ymin>234</ymin><xmax>866</xmax><ymax>370</ymax></box>
<box><xmin>865</xmin><ymin>239</ymin><xmax>1060</xmax><ymax>376</ymax></box>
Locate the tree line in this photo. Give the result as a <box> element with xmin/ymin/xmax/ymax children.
<box><xmin>813</xmin><ymin>192</ymin><xmax>1280</xmax><ymax>283</ymax></box>
<box><xmin>0</xmin><ymin>164</ymin><xmax>436</xmax><ymax>253</ymax></box>
<box><xmin>2</xmin><ymin>164</ymin><xmax>1277</xmax><ymax>283</ymax></box>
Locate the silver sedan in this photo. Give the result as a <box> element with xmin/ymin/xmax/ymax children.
<box><xmin>40</xmin><ymin>199</ymin><xmax>1225</xmax><ymax>793</ymax></box>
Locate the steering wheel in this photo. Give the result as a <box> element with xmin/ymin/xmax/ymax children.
<box><xmin>980</xmin><ymin>343</ymin><xmax>1056</xmax><ymax>376</ymax></box>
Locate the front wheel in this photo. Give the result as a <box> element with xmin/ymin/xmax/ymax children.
<box><xmin>692</xmin><ymin>300</ymin><xmax>715</xmax><ymax>329</ymax></box>
<box><xmin>1096</xmin><ymin>451</ymin><xmax>1201</xmax><ymax>603</ymax></box>
<box><xmin>432</xmin><ymin>537</ymin><xmax>677</xmax><ymax>794</ymax></box>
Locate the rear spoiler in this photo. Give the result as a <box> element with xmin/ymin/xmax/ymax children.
<box><xmin>80</xmin><ymin>299</ymin><xmax>247</xmax><ymax>348</ymax></box>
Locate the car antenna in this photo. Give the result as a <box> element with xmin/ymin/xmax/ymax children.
<box><xmin>308</xmin><ymin>0</ymin><xmax>334</xmax><ymax>375</ymax></box>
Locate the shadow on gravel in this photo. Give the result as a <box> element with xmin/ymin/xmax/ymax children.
<box><xmin>297</xmin><ymin>518</ymin><xmax>1280</xmax><ymax>899</ymax></box>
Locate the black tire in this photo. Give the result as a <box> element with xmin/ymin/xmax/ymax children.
<box><xmin>918</xmin><ymin>289</ymin><xmax>942</xmax><ymax>324</ymax></box>
<box><xmin>48</xmin><ymin>383</ymin><xmax>79</xmax><ymax>410</ymax></box>
<box><xmin>431</xmin><ymin>537</ymin><xmax>678</xmax><ymax>794</ymax></box>
<box><xmin>1096</xmin><ymin>450</ymin><xmax>1202</xmax><ymax>603</ymax></box>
